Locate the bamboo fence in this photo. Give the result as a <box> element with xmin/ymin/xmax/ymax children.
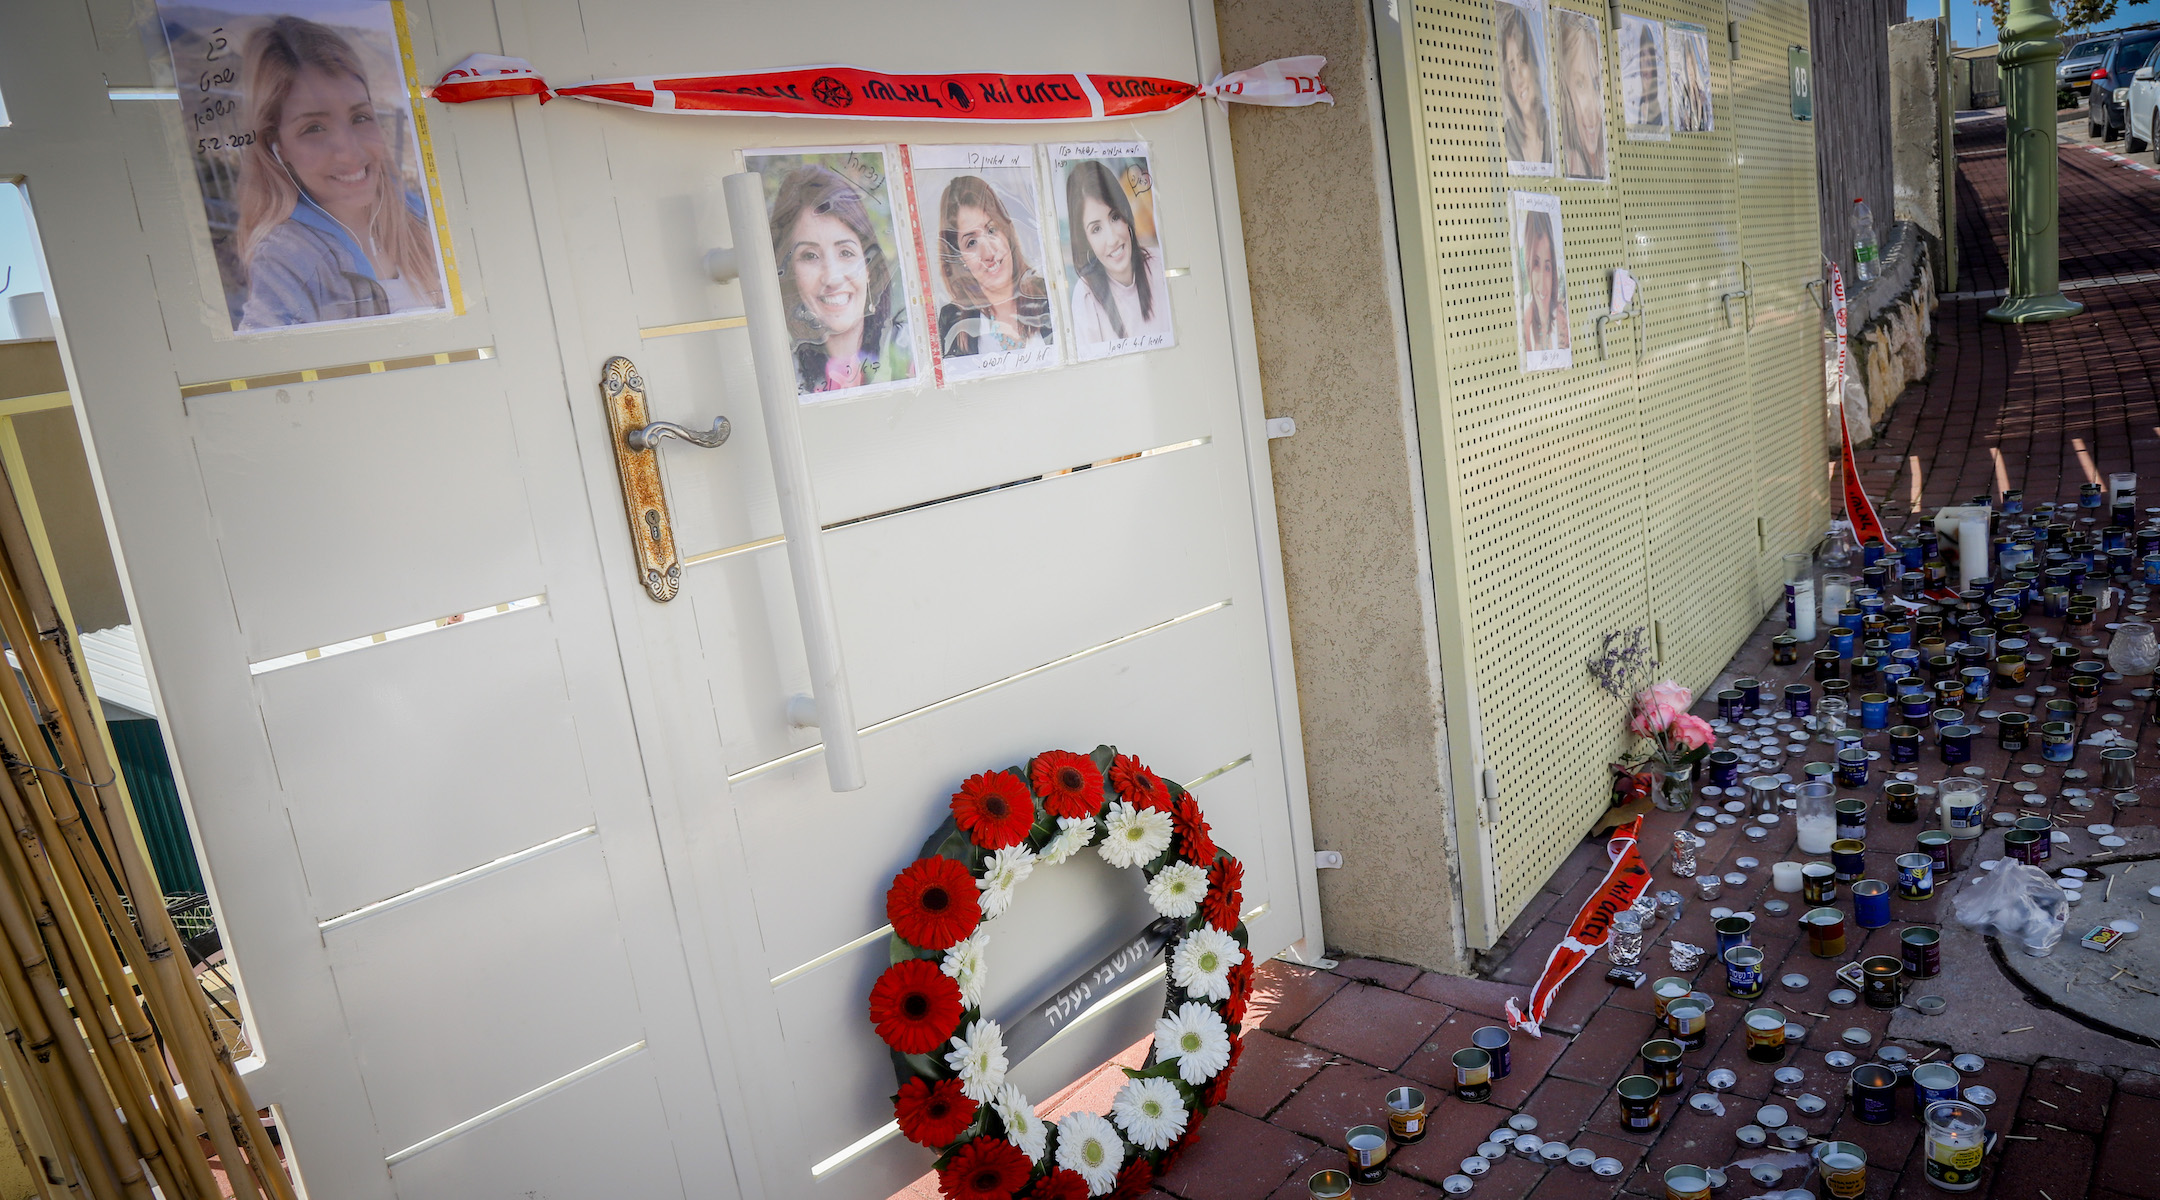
<box><xmin>0</xmin><ymin>456</ymin><xmax>297</xmax><ymax>1200</ymax></box>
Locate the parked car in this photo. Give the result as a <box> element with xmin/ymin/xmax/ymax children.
<box><xmin>2091</xmin><ymin>27</ymin><xmax>2160</xmax><ymax>137</ymax></box>
<box><xmin>2125</xmin><ymin>42</ymin><xmax>2160</xmax><ymax>159</ymax></box>
<box><xmin>2062</xmin><ymin>34</ymin><xmax>2118</xmax><ymax>105</ymax></box>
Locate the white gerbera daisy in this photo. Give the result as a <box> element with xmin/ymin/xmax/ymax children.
<box><xmin>1144</xmin><ymin>861</ymin><xmax>1210</xmax><ymax>919</ymax></box>
<box><xmin>1111</xmin><ymin>1076</ymin><xmax>1189</xmax><ymax>1151</ymax></box>
<box><xmin>1098</xmin><ymin>801</ymin><xmax>1173</xmax><ymax>869</ymax></box>
<box><xmin>1054</xmin><ymin>1109</ymin><xmax>1125</xmax><ymax>1195</ymax></box>
<box><xmin>1154</xmin><ymin>1000</ymin><xmax>1233</xmax><ymax>1086</ymax></box>
<box><xmin>976</xmin><ymin>845</ymin><xmax>1036</xmax><ymax>919</ymax></box>
<box><xmin>1171</xmin><ymin>926</ymin><xmax>1244</xmax><ymax>1002</ymax></box>
<box><xmin>944</xmin><ymin>1019</ymin><xmax>1008</xmax><ymax>1102</ymax></box>
<box><xmin>992</xmin><ymin>1083</ymin><xmax>1047</xmax><ymax>1163</ymax></box>
<box><xmin>1040</xmin><ymin>816</ymin><xmax>1098</xmax><ymax>865</ymax></box>
<box><xmin>942</xmin><ymin>932</ymin><xmax>988</xmax><ymax>1009</ymax></box>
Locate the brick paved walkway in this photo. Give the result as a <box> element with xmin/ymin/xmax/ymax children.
<box><xmin>1857</xmin><ymin>113</ymin><xmax>2160</xmax><ymax>527</ymax></box>
<box><xmin>1123</xmin><ymin>115</ymin><xmax>2160</xmax><ymax>1200</ymax></box>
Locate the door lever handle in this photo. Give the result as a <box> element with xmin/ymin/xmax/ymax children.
<box><xmin>626</xmin><ymin>417</ymin><xmax>731</xmax><ymax>451</ymax></box>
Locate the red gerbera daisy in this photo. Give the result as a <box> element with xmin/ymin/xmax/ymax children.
<box><xmin>938</xmin><ymin>1137</ymin><xmax>1033</xmax><ymax>1200</ymax></box>
<box><xmin>869</xmin><ymin>959</ymin><xmax>965</xmax><ymax>1054</ymax></box>
<box><xmin>1171</xmin><ymin>797</ymin><xmax>1216</xmax><ymax>866</ymax></box>
<box><xmin>1108</xmin><ymin>1157</ymin><xmax>1155</xmax><ymax>1200</ymax></box>
<box><xmin>1109</xmin><ymin>754</ymin><xmax>1172</xmax><ymax>812</ymax></box>
<box><xmin>1203</xmin><ymin>1035</ymin><xmax>1244</xmax><ymax>1109</ymax></box>
<box><xmin>1030</xmin><ymin>750</ymin><xmax>1106</xmax><ymax>820</ymax></box>
<box><xmin>1223</xmin><ymin>955</ymin><xmax>1256</xmax><ymax>1027</ymax></box>
<box><xmin>1022</xmin><ymin>1169</ymin><xmax>1089</xmax><ymax>1200</ymax></box>
<box><xmin>895</xmin><ymin>1076</ymin><xmax>979</xmax><ymax>1148</ymax></box>
<box><xmin>888</xmin><ymin>856</ymin><xmax>983</xmax><ymax>950</ymax></box>
<box><xmin>1202</xmin><ymin>857</ymin><xmax>1244</xmax><ymax>932</ymax></box>
<box><xmin>952</xmin><ymin>771</ymin><xmax>1038</xmax><ymax>850</ymax></box>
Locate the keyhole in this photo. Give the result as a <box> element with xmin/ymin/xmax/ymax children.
<box><xmin>644</xmin><ymin>510</ymin><xmax>662</xmax><ymax>545</ymax></box>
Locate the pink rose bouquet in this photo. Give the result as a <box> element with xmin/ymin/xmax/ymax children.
<box><xmin>1630</xmin><ymin>680</ymin><xmax>1716</xmax><ymax>769</ymax></box>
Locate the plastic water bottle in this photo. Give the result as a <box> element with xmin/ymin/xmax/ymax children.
<box><xmin>1852</xmin><ymin>198</ymin><xmax>1878</xmax><ymax>283</ymax></box>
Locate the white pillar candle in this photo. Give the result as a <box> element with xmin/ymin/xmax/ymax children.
<box><xmin>1959</xmin><ymin>514</ymin><xmax>1990</xmax><ymax>590</ymax></box>
<box><xmin>1772</xmin><ymin>861</ymin><xmax>1805</xmax><ymax>892</ymax></box>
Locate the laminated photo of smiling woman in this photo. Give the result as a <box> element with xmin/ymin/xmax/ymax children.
<box><xmin>1054</xmin><ymin>149</ymin><xmax>1175</xmax><ymax>361</ymax></box>
<box><xmin>906</xmin><ymin>146</ymin><xmax>1060</xmax><ymax>383</ymax></box>
<box><xmin>226</xmin><ymin>14</ymin><xmax>446</xmax><ymax>330</ymax></box>
<box><xmin>754</xmin><ymin>153</ymin><xmax>920</xmax><ymax>400</ymax></box>
<box><xmin>1496</xmin><ymin>0</ymin><xmax>1554</xmax><ymax>176</ymax></box>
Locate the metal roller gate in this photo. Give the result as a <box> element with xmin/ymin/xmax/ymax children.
<box><xmin>1376</xmin><ymin>0</ymin><xmax>1827</xmax><ymax>944</ymax></box>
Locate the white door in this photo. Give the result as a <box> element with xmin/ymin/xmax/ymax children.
<box><xmin>0</xmin><ymin>1</ymin><xmax>1321</xmax><ymax>1197</ymax></box>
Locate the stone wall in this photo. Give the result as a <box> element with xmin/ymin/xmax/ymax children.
<box><xmin>1841</xmin><ymin>221</ymin><xmax>1937</xmax><ymax>442</ymax></box>
<box><xmin>1213</xmin><ymin>0</ymin><xmax>1470</xmax><ymax>973</ymax></box>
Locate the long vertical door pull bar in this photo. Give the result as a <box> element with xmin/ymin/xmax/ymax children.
<box><xmin>723</xmin><ymin>171</ymin><xmax>866</xmax><ymax>792</ymax></box>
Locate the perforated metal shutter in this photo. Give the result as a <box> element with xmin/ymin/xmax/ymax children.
<box><xmin>1394</xmin><ymin>0</ymin><xmax>1827</xmax><ymax>936</ymax></box>
<box><xmin>1734</xmin><ymin>0</ymin><xmax>1833</xmax><ymax>602</ymax></box>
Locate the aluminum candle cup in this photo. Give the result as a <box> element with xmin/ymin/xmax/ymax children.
<box><xmin>1744</xmin><ymin>1008</ymin><xmax>1788</xmax><ymax>1063</ymax></box>
<box><xmin>1861</xmin><ymin>693</ymin><xmax>1891</xmax><ymax>728</ymax></box>
<box><xmin>1663</xmin><ymin>1165</ymin><xmax>1712</xmax><ymax>1200</ymax></box>
<box><xmin>1772</xmin><ymin>636</ymin><xmax>1801</xmax><ymax>666</ymax></box>
<box><xmin>1666</xmin><ymin>1000</ymin><xmax>1709</xmax><ymax>1050</ymax></box>
<box><xmin>1940</xmin><ymin>724</ymin><xmax>1976</xmax><ymax>765</ymax></box>
<box><xmin>1850</xmin><ymin>1063</ymin><xmax>1898</xmax><ymax>1124</ymax></box>
<box><xmin>1307</xmin><ymin>1170</ymin><xmax>1352</xmax><ymax>1199</ymax></box>
<box><xmin>1747</xmin><ymin>775</ymin><xmax>1782</xmax><ymax>816</ymax></box>
<box><xmin>2005</xmin><ymin>828</ymin><xmax>2044</xmax><ymax>866</ymax></box>
<box><xmin>1836</xmin><ymin>748</ymin><xmax>1869</xmax><ymax>787</ymax></box>
<box><xmin>2104</xmin><ymin>746</ymin><xmax>2137</xmax><ymax>790</ymax></box>
<box><xmin>1998</xmin><ymin>710</ymin><xmax>2030</xmax><ymax>749</ymax></box>
<box><xmin>1912</xmin><ymin>1063</ymin><xmax>1961</xmax><ymax>1106</ymax></box>
<box><xmin>1961</xmin><ymin>665</ymin><xmax>1993</xmax><ymax>703</ymax></box>
<box><xmin>2014</xmin><ymin>815</ymin><xmax>2053</xmax><ymax>863</ymax></box>
<box><xmin>1996</xmin><ymin>654</ymin><xmax>2028</xmax><ymax>687</ymax></box>
<box><xmin>1886</xmin><ymin>781</ymin><xmax>1921</xmax><ymax>824</ymax></box>
<box><xmin>1734</xmin><ymin>677</ymin><xmax>1762</xmax><ymax>709</ymax></box>
<box><xmin>1385</xmin><ymin>1086</ymin><xmax>1427</xmax><ymax>1144</ymax></box>
<box><xmin>1852</xmin><ymin>879</ymin><xmax>1892</xmax><ymax>929</ymax></box>
<box><xmin>1836</xmin><ymin>798</ymin><xmax>1869</xmax><ymax>841</ymax></box>
<box><xmin>2042</xmin><ymin>720</ymin><xmax>2077</xmax><ymax>763</ymax></box>
<box><xmin>1932</xmin><ymin>706</ymin><xmax>1966</xmax><ymax>735</ymax></box>
<box><xmin>1652</xmin><ymin>977</ymin><xmax>1692</xmax><ymax>1023</ymax></box>
<box><xmin>1896</xmin><ymin>852</ymin><xmax>1936</xmax><ymax>900</ymax></box>
<box><xmin>1803</xmin><ymin>862</ymin><xmax>1838</xmax><ymax>904</ymax></box>
<box><xmin>1832</xmin><ymin>839</ymin><xmax>1868</xmax><ymax>882</ymax></box>
<box><xmin>1617</xmin><ymin>1075</ymin><xmax>1662</xmax><ymax>1132</ymax></box>
<box><xmin>1641</xmin><ymin>1039</ymin><xmax>1685</xmax><ymax>1094</ymax></box>
<box><xmin>1706</xmin><ymin>749</ymin><xmax>1741</xmax><ymax>789</ymax></box>
<box><xmin>1718</xmin><ymin>689</ymin><xmax>1746</xmax><ymax>719</ymax></box>
<box><xmin>1889</xmin><ymin>724</ymin><xmax>1922</xmax><ymax>763</ymax></box>
<box><xmin>1472</xmin><ymin>1025</ymin><xmax>1512</xmax><ymax>1080</ymax></box>
<box><xmin>1723</xmin><ymin>946</ymin><xmax>1766</xmax><ymax>999</ymax></box>
<box><xmin>1815</xmin><ymin>1142</ymin><xmax>1868</xmax><ymax>1199</ymax></box>
<box><xmin>1451</xmin><ymin>1049</ymin><xmax>1491</xmax><ymax>1102</ymax></box>
<box><xmin>1901</xmin><ymin>689</ymin><xmax>1936</xmax><ymax>723</ymax></box>
<box><xmin>2071</xmin><ymin>675</ymin><xmax>2101</xmax><ymax>714</ymax></box>
<box><xmin>1784</xmin><ymin>682</ymin><xmax>1813</xmax><ymax>716</ymax></box>
<box><xmin>1714</xmin><ymin>916</ymin><xmax>1754</xmax><ymax>957</ymax></box>
<box><xmin>1901</xmin><ymin>927</ymin><xmax>1942</xmax><ymax>978</ymax></box>
<box><xmin>1861</xmin><ymin>956</ymin><xmax>1904</xmax><ymax>1010</ymax></box>
<box><xmin>1346</xmin><ymin>1126</ymin><xmax>1390</xmax><ymax>1185</ymax></box>
<box><xmin>1814</xmin><ymin>649</ymin><xmax>1843</xmax><ymax>680</ymax></box>
<box><xmin>1919</xmin><ymin>830</ymin><xmax>1953</xmax><ymax>873</ymax></box>
<box><xmin>1804</xmin><ymin>907</ymin><xmax>1848</xmax><ymax>957</ymax></box>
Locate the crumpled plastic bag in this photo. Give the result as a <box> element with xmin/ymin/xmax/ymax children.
<box><xmin>1952</xmin><ymin>862</ymin><xmax>2068</xmax><ymax>957</ymax></box>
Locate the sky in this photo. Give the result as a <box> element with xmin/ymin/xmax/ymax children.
<box><xmin>1917</xmin><ymin>0</ymin><xmax>2160</xmax><ymax>48</ymax></box>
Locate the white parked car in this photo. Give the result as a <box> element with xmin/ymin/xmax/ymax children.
<box><xmin>2129</xmin><ymin>41</ymin><xmax>2160</xmax><ymax>160</ymax></box>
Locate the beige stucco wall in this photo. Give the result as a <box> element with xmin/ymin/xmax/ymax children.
<box><xmin>1214</xmin><ymin>0</ymin><xmax>1470</xmax><ymax>973</ymax></box>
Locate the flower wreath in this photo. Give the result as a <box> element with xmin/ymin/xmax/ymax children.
<box><xmin>868</xmin><ymin>746</ymin><xmax>1252</xmax><ymax>1200</ymax></box>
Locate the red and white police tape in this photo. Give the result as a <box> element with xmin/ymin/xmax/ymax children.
<box><xmin>1505</xmin><ymin>816</ymin><xmax>1652</xmax><ymax>1038</ymax></box>
<box><xmin>1828</xmin><ymin>263</ymin><xmax>1889</xmax><ymax>548</ymax></box>
<box><xmin>431</xmin><ymin>54</ymin><xmax>1330</xmax><ymax>120</ymax></box>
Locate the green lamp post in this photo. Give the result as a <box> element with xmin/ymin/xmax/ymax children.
<box><xmin>1987</xmin><ymin>0</ymin><xmax>2081</xmax><ymax>323</ymax></box>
